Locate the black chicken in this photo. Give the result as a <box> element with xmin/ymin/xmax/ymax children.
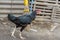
<box><xmin>8</xmin><ymin>10</ymin><xmax>40</xmax><ymax>39</ymax></box>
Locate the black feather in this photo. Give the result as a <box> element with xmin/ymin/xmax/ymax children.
<box><xmin>8</xmin><ymin>14</ymin><xmax>16</xmax><ymax>22</ymax></box>
<box><xmin>8</xmin><ymin>10</ymin><xmax>37</xmax><ymax>32</ymax></box>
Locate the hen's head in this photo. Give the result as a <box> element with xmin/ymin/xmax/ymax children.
<box><xmin>35</xmin><ymin>9</ymin><xmax>41</xmax><ymax>14</ymax></box>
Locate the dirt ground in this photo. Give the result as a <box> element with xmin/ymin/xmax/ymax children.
<box><xmin>0</xmin><ymin>18</ymin><xmax>60</xmax><ymax>40</ymax></box>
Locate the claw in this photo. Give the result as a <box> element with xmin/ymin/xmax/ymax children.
<box><xmin>20</xmin><ymin>37</ymin><xmax>25</xmax><ymax>40</ymax></box>
<box><xmin>20</xmin><ymin>36</ymin><xmax>26</xmax><ymax>40</ymax></box>
<box><xmin>19</xmin><ymin>32</ymin><xmax>26</xmax><ymax>40</ymax></box>
<box><xmin>11</xmin><ymin>35</ymin><xmax>16</xmax><ymax>38</ymax></box>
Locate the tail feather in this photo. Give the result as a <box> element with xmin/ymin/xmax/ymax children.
<box><xmin>8</xmin><ymin>14</ymin><xmax>16</xmax><ymax>21</ymax></box>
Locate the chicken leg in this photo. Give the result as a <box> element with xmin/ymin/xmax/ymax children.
<box><xmin>19</xmin><ymin>32</ymin><xmax>25</xmax><ymax>39</ymax></box>
<box><xmin>19</xmin><ymin>26</ymin><xmax>27</xmax><ymax>39</ymax></box>
<box><xmin>11</xmin><ymin>26</ymin><xmax>16</xmax><ymax>38</ymax></box>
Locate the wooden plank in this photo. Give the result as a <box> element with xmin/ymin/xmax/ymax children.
<box><xmin>12</xmin><ymin>5</ymin><xmax>24</xmax><ymax>8</ymax></box>
<box><xmin>36</xmin><ymin>0</ymin><xmax>57</xmax><ymax>4</ymax></box>
<box><xmin>55</xmin><ymin>14</ymin><xmax>60</xmax><ymax>15</ymax></box>
<box><xmin>31</xmin><ymin>0</ymin><xmax>56</xmax><ymax>4</ymax></box>
<box><xmin>0</xmin><ymin>14</ymin><xmax>23</xmax><ymax>17</ymax></box>
<box><xmin>35</xmin><ymin>18</ymin><xmax>51</xmax><ymax>22</ymax></box>
<box><xmin>53</xmin><ymin>16</ymin><xmax>60</xmax><ymax>18</ymax></box>
<box><xmin>0</xmin><ymin>5</ymin><xmax>11</xmax><ymax>8</ymax></box>
<box><xmin>12</xmin><ymin>10</ymin><xmax>24</xmax><ymax>13</ymax></box>
<box><xmin>0</xmin><ymin>1</ymin><xmax>11</xmax><ymax>3</ymax></box>
<box><xmin>36</xmin><ymin>16</ymin><xmax>51</xmax><ymax>19</ymax></box>
<box><xmin>0</xmin><ymin>5</ymin><xmax>24</xmax><ymax>8</ymax></box>
<box><xmin>40</xmin><ymin>13</ymin><xmax>51</xmax><ymax>15</ymax></box>
<box><xmin>36</xmin><ymin>6</ymin><xmax>52</xmax><ymax>9</ymax></box>
<box><xmin>35</xmin><ymin>8</ymin><xmax>52</xmax><ymax>12</ymax></box>
<box><xmin>41</xmin><ymin>10</ymin><xmax>52</xmax><ymax>12</ymax></box>
<box><xmin>55</xmin><ymin>16</ymin><xmax>60</xmax><ymax>18</ymax></box>
<box><xmin>35</xmin><ymin>2</ymin><xmax>60</xmax><ymax>6</ymax></box>
<box><xmin>36</xmin><ymin>2</ymin><xmax>55</xmax><ymax>5</ymax></box>
<box><xmin>53</xmin><ymin>19</ymin><xmax>60</xmax><ymax>21</ymax></box>
<box><xmin>0</xmin><ymin>1</ymin><xmax>24</xmax><ymax>4</ymax></box>
<box><xmin>36</xmin><ymin>0</ymin><xmax>56</xmax><ymax>2</ymax></box>
<box><xmin>0</xmin><ymin>7</ymin><xmax>24</xmax><ymax>9</ymax></box>
<box><xmin>56</xmin><ymin>11</ymin><xmax>60</xmax><ymax>13</ymax></box>
<box><xmin>0</xmin><ymin>10</ymin><xmax>24</xmax><ymax>13</ymax></box>
<box><xmin>13</xmin><ymin>1</ymin><xmax>24</xmax><ymax>4</ymax></box>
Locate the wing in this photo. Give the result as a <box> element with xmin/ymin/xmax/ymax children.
<box><xmin>18</xmin><ymin>15</ymin><xmax>32</xmax><ymax>24</ymax></box>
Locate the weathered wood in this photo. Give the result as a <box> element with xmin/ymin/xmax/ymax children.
<box><xmin>40</xmin><ymin>13</ymin><xmax>51</xmax><ymax>15</ymax></box>
<box><xmin>0</xmin><ymin>5</ymin><xmax>24</xmax><ymax>8</ymax></box>
<box><xmin>36</xmin><ymin>6</ymin><xmax>52</xmax><ymax>9</ymax></box>
<box><xmin>0</xmin><ymin>0</ymin><xmax>24</xmax><ymax>15</ymax></box>
<box><xmin>0</xmin><ymin>1</ymin><xmax>24</xmax><ymax>4</ymax></box>
<box><xmin>0</xmin><ymin>10</ymin><xmax>23</xmax><ymax>13</ymax></box>
<box><xmin>36</xmin><ymin>16</ymin><xmax>51</xmax><ymax>19</ymax></box>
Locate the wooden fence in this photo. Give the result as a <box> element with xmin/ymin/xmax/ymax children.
<box><xmin>34</xmin><ymin>0</ymin><xmax>60</xmax><ymax>23</ymax></box>
<box><xmin>0</xmin><ymin>0</ymin><xmax>60</xmax><ymax>23</ymax></box>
